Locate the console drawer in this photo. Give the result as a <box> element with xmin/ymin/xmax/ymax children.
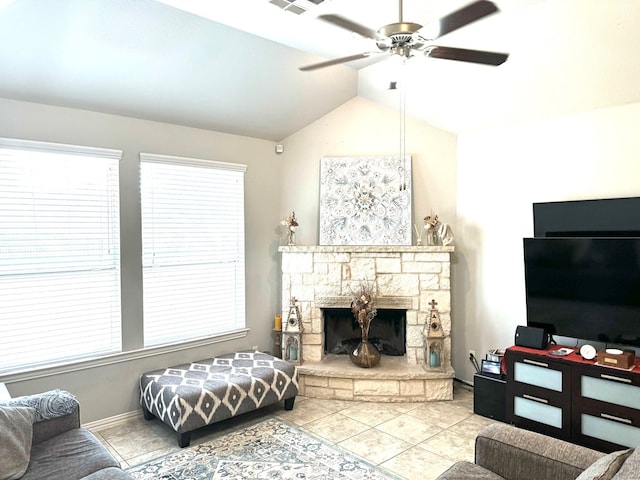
<box><xmin>514</xmin><ymin>360</ymin><xmax>563</xmax><ymax>392</ymax></box>
<box><xmin>581</xmin><ymin>373</ymin><xmax>640</xmax><ymax>409</ymax></box>
<box><xmin>580</xmin><ymin>413</ymin><xmax>640</xmax><ymax>449</ymax></box>
<box><xmin>514</xmin><ymin>394</ymin><xmax>563</xmax><ymax>428</ymax></box>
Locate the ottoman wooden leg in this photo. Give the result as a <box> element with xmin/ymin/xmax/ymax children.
<box><xmin>284</xmin><ymin>396</ymin><xmax>296</xmax><ymax>410</ymax></box>
<box><xmin>142</xmin><ymin>405</ymin><xmax>155</xmax><ymax>421</ymax></box>
<box><xmin>178</xmin><ymin>431</ymin><xmax>191</xmax><ymax>448</ymax></box>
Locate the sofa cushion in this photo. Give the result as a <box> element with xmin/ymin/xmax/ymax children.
<box><xmin>575</xmin><ymin>449</ymin><xmax>632</xmax><ymax>480</ymax></box>
<box><xmin>437</xmin><ymin>460</ymin><xmax>505</xmax><ymax>480</ymax></box>
<box><xmin>612</xmin><ymin>448</ymin><xmax>640</xmax><ymax>479</ymax></box>
<box><xmin>83</xmin><ymin>467</ymin><xmax>134</xmax><ymax>479</ymax></box>
<box><xmin>0</xmin><ymin>406</ymin><xmax>36</xmax><ymax>480</ymax></box>
<box><xmin>21</xmin><ymin>428</ymin><xmax>120</xmax><ymax>480</ymax></box>
<box><xmin>474</xmin><ymin>423</ymin><xmax>602</xmax><ymax>480</ymax></box>
<box><xmin>0</xmin><ymin>389</ymin><xmax>78</xmax><ymax>422</ymax></box>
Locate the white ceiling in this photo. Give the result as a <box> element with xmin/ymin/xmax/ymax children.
<box><xmin>0</xmin><ymin>0</ymin><xmax>639</xmax><ymax>141</ymax></box>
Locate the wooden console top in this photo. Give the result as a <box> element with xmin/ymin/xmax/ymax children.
<box><xmin>507</xmin><ymin>345</ymin><xmax>640</xmax><ymax>373</ymax></box>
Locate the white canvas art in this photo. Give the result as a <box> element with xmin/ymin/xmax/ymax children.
<box><xmin>319</xmin><ymin>155</ymin><xmax>412</xmax><ymax>245</ymax></box>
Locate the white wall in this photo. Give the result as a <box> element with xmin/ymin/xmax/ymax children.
<box><xmin>277</xmin><ymin>96</ymin><xmax>458</xmax><ymax>246</ymax></box>
<box><xmin>455</xmin><ymin>102</ymin><xmax>640</xmax><ymax>383</ymax></box>
<box><xmin>0</xmin><ymin>98</ymin><xmax>283</xmax><ymax>422</ymax></box>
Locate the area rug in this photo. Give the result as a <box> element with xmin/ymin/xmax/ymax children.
<box><xmin>126</xmin><ymin>417</ymin><xmax>401</xmax><ymax>480</ymax></box>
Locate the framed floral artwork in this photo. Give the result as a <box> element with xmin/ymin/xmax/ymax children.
<box><xmin>319</xmin><ymin>155</ymin><xmax>412</xmax><ymax>245</ymax></box>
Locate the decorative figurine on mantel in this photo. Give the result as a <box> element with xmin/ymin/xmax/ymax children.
<box><xmin>280</xmin><ymin>211</ymin><xmax>299</xmax><ymax>246</ymax></box>
<box><xmin>423</xmin><ymin>212</ymin><xmax>455</xmax><ymax>246</ymax></box>
<box><xmin>423</xmin><ymin>299</ymin><xmax>444</xmax><ymax>371</ymax></box>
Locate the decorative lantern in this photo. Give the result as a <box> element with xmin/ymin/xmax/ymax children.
<box><xmin>282</xmin><ymin>297</ymin><xmax>303</xmax><ymax>364</ymax></box>
<box><xmin>423</xmin><ymin>299</ymin><xmax>444</xmax><ymax>370</ymax></box>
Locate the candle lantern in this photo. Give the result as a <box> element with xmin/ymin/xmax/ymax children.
<box><xmin>282</xmin><ymin>297</ymin><xmax>303</xmax><ymax>365</ymax></box>
<box><xmin>423</xmin><ymin>299</ymin><xmax>444</xmax><ymax>371</ymax></box>
<box><xmin>273</xmin><ymin>315</ymin><xmax>283</xmax><ymax>358</ymax></box>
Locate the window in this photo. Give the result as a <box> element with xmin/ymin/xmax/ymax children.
<box><xmin>0</xmin><ymin>138</ymin><xmax>121</xmax><ymax>373</ymax></box>
<box><xmin>140</xmin><ymin>153</ymin><xmax>246</xmax><ymax>347</ymax></box>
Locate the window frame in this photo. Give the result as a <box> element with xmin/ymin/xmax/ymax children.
<box><xmin>0</xmin><ymin>137</ymin><xmax>123</xmax><ymax>374</ymax></box>
<box><xmin>139</xmin><ymin>152</ymin><xmax>248</xmax><ymax>347</ymax></box>
<box><xmin>0</xmin><ymin>140</ymin><xmax>250</xmax><ymax>379</ymax></box>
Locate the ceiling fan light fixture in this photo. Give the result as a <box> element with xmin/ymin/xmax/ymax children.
<box><xmin>392</xmin><ymin>45</ymin><xmax>414</xmax><ymax>59</ymax></box>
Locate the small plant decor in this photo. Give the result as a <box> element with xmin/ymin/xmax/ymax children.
<box><xmin>280</xmin><ymin>211</ymin><xmax>299</xmax><ymax>245</ymax></box>
<box><xmin>350</xmin><ymin>280</ymin><xmax>377</xmax><ymax>342</ymax></box>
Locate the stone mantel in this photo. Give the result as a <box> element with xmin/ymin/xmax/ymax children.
<box><xmin>315</xmin><ymin>296</ymin><xmax>413</xmax><ymax>310</ymax></box>
<box><xmin>278</xmin><ymin>245</ymin><xmax>454</xmax><ymax>254</ymax></box>
<box><xmin>279</xmin><ymin>244</ymin><xmax>455</xmax><ymax>401</ymax></box>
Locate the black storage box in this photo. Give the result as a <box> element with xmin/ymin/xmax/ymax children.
<box><xmin>473</xmin><ymin>372</ymin><xmax>506</xmax><ymax>422</ymax></box>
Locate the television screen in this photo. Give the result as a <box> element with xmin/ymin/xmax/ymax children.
<box><xmin>523</xmin><ymin>237</ymin><xmax>640</xmax><ymax>347</ymax></box>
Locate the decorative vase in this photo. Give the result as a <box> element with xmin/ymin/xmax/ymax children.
<box><xmin>349</xmin><ymin>313</ymin><xmax>380</xmax><ymax>368</ymax></box>
<box><xmin>287</xmin><ymin>227</ymin><xmax>296</xmax><ymax>246</ymax></box>
<box><xmin>349</xmin><ymin>339</ymin><xmax>381</xmax><ymax>368</ymax></box>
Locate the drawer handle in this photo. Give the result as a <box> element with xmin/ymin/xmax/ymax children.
<box><xmin>601</xmin><ymin>413</ymin><xmax>633</xmax><ymax>425</ymax></box>
<box><xmin>523</xmin><ymin>394</ymin><xmax>549</xmax><ymax>404</ymax></box>
<box><xmin>600</xmin><ymin>374</ymin><xmax>632</xmax><ymax>384</ymax></box>
<box><xmin>523</xmin><ymin>359</ymin><xmax>549</xmax><ymax>368</ymax></box>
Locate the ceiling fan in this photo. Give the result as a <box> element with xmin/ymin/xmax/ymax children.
<box><xmin>299</xmin><ymin>0</ymin><xmax>509</xmax><ymax>71</ymax></box>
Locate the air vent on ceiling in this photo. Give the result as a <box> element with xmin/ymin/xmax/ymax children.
<box><xmin>268</xmin><ymin>0</ymin><xmax>326</xmax><ymax>15</ymax></box>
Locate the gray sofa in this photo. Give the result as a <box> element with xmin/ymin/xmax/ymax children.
<box><xmin>0</xmin><ymin>390</ymin><xmax>133</xmax><ymax>480</ymax></box>
<box><xmin>438</xmin><ymin>423</ymin><xmax>639</xmax><ymax>480</ymax></box>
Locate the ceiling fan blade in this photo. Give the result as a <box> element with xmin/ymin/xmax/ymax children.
<box><xmin>424</xmin><ymin>0</ymin><xmax>499</xmax><ymax>39</ymax></box>
<box><xmin>426</xmin><ymin>46</ymin><xmax>508</xmax><ymax>66</ymax></box>
<box><xmin>299</xmin><ymin>53</ymin><xmax>372</xmax><ymax>71</ymax></box>
<box><xmin>317</xmin><ymin>14</ymin><xmax>381</xmax><ymax>40</ymax></box>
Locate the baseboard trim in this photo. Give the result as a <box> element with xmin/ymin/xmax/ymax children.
<box><xmin>83</xmin><ymin>409</ymin><xmax>142</xmax><ymax>430</ymax></box>
<box><xmin>454</xmin><ymin>377</ymin><xmax>474</xmax><ymax>388</ymax></box>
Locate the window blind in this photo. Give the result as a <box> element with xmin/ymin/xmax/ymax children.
<box><xmin>0</xmin><ymin>138</ymin><xmax>122</xmax><ymax>373</ymax></box>
<box><xmin>140</xmin><ymin>153</ymin><xmax>246</xmax><ymax>347</ymax></box>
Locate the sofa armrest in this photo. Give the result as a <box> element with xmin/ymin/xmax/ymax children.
<box><xmin>0</xmin><ymin>389</ymin><xmax>81</xmax><ymax>444</ymax></box>
<box><xmin>31</xmin><ymin>405</ymin><xmax>81</xmax><ymax>444</ymax></box>
<box><xmin>475</xmin><ymin>423</ymin><xmax>604</xmax><ymax>480</ymax></box>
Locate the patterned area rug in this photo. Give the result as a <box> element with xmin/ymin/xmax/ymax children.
<box><xmin>126</xmin><ymin>417</ymin><xmax>401</xmax><ymax>480</ymax></box>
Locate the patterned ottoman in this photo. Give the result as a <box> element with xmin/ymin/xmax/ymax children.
<box><xmin>139</xmin><ymin>351</ymin><xmax>299</xmax><ymax>447</ymax></box>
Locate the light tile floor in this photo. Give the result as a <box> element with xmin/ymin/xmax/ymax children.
<box><xmin>90</xmin><ymin>381</ymin><xmax>497</xmax><ymax>480</ymax></box>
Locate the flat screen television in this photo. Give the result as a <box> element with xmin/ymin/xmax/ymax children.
<box><xmin>523</xmin><ymin>237</ymin><xmax>640</xmax><ymax>347</ymax></box>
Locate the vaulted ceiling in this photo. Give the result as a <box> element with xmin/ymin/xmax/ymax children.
<box><xmin>1</xmin><ymin>0</ymin><xmax>639</xmax><ymax>141</ymax></box>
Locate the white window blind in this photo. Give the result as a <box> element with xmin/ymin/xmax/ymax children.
<box><xmin>0</xmin><ymin>138</ymin><xmax>122</xmax><ymax>373</ymax></box>
<box><xmin>140</xmin><ymin>153</ymin><xmax>246</xmax><ymax>347</ymax></box>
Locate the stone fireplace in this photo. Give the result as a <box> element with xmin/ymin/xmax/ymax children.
<box><xmin>279</xmin><ymin>245</ymin><xmax>455</xmax><ymax>402</ymax></box>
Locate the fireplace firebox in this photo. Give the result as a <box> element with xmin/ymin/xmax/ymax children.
<box><xmin>323</xmin><ymin>308</ymin><xmax>406</xmax><ymax>356</ymax></box>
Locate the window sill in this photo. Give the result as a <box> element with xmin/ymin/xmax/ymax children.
<box><xmin>0</xmin><ymin>328</ymin><xmax>249</xmax><ymax>383</ymax></box>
